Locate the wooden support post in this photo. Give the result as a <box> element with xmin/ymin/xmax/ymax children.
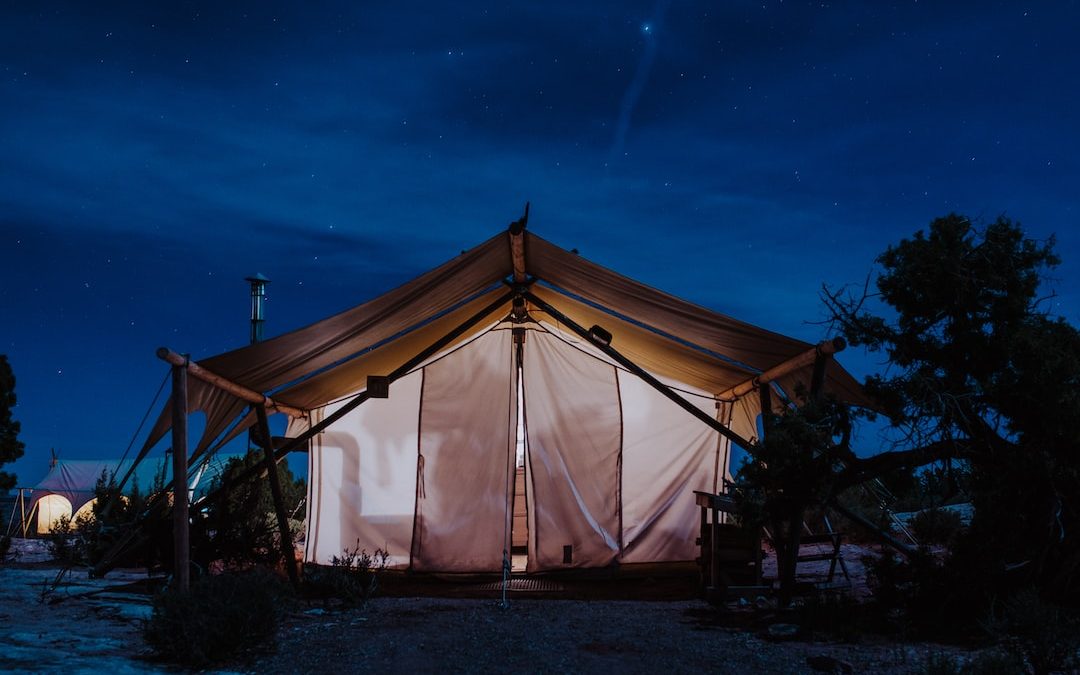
<box><xmin>758</xmin><ymin>383</ymin><xmax>773</xmax><ymax>437</ymax></box>
<box><xmin>255</xmin><ymin>405</ymin><xmax>300</xmax><ymax>587</ymax></box>
<box><xmin>171</xmin><ymin>359</ymin><xmax>190</xmax><ymax>592</ymax></box>
<box><xmin>810</xmin><ymin>353</ymin><xmax>830</xmax><ymax>403</ymax></box>
<box><xmin>521</xmin><ymin>289</ymin><xmax>755</xmax><ymax>450</ymax></box>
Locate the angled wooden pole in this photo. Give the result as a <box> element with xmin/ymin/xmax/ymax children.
<box><xmin>715</xmin><ymin>337</ymin><xmax>846</xmax><ymax>402</ymax></box>
<box><xmin>255</xmin><ymin>405</ymin><xmax>300</xmax><ymax>586</ymax></box>
<box><xmin>171</xmin><ymin>358</ymin><xmax>190</xmax><ymax>591</ymax></box>
<box><xmin>828</xmin><ymin>500</ymin><xmax>915</xmax><ymax>558</ymax></box>
<box><xmin>156</xmin><ymin>348</ymin><xmax>307</xmax><ymax>419</ymax></box>
<box><xmin>521</xmin><ymin>289</ymin><xmax>754</xmax><ymax>450</ymax></box>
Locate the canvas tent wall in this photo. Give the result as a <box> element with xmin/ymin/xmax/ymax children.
<box><xmin>137</xmin><ymin>222</ymin><xmax>872</xmax><ymax>574</ymax></box>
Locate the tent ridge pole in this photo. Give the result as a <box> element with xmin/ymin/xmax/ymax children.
<box><xmin>156</xmin><ymin>347</ymin><xmax>307</xmax><ymax>419</ymax></box>
<box><xmin>522</xmin><ymin>290</ymin><xmax>754</xmax><ymax>450</ymax></box>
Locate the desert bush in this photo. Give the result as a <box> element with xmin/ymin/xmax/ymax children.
<box><xmin>47</xmin><ymin>513</ymin><xmax>94</xmax><ymax>565</ymax></box>
<box><xmin>795</xmin><ymin>592</ymin><xmax>864</xmax><ymax>642</ymax></box>
<box><xmin>302</xmin><ymin>541</ymin><xmax>388</xmax><ymax>606</ymax></box>
<box><xmin>911</xmin><ymin>508</ymin><xmax>963</xmax><ymax>546</ymax></box>
<box><xmin>984</xmin><ymin>587</ymin><xmax>1080</xmax><ymax>675</ymax></box>
<box><xmin>144</xmin><ymin>568</ymin><xmax>290</xmax><ymax>667</ymax></box>
<box><xmin>190</xmin><ymin>451</ymin><xmax>306</xmax><ymax>572</ymax></box>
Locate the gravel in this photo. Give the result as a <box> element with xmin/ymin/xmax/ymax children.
<box><xmin>245</xmin><ymin>596</ymin><xmax>969</xmax><ymax>674</ymax></box>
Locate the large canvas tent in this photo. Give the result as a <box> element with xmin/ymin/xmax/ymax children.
<box><xmin>138</xmin><ymin>219</ymin><xmax>871</xmax><ymax>574</ymax></box>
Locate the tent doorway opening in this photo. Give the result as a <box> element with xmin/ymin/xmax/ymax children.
<box><xmin>510</xmin><ymin>363</ymin><xmax>528</xmax><ymax>572</ymax></box>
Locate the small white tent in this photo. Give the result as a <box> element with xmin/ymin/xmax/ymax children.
<box><xmin>18</xmin><ymin>455</ymin><xmax>238</xmax><ymax>535</ymax></box>
<box><xmin>139</xmin><ymin>220</ymin><xmax>871</xmax><ymax>574</ymax></box>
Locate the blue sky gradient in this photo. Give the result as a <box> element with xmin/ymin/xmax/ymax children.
<box><xmin>2</xmin><ymin>1</ymin><xmax>1077</xmax><ymax>484</ymax></box>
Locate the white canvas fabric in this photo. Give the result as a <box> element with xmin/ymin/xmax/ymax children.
<box><xmin>411</xmin><ymin>330</ymin><xmax>517</xmax><ymax>572</ymax></box>
<box><xmin>618</xmin><ymin>373</ymin><xmax>720</xmax><ymax>563</ymax></box>
<box><xmin>522</xmin><ymin>330</ymin><xmax>622</xmax><ymax>571</ymax></box>
<box><xmin>301</xmin><ymin>370</ymin><xmax>423</xmax><ymax>568</ymax></box>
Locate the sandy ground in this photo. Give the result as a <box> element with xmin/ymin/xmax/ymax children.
<box><xmin>1</xmin><ymin>539</ymin><xmax>980</xmax><ymax>674</ymax></box>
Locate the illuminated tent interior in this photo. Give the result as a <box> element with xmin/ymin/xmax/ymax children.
<box><xmin>138</xmin><ymin>216</ymin><xmax>872</xmax><ymax>574</ymax></box>
<box><xmin>18</xmin><ymin>456</ymin><xmax>237</xmax><ymax>535</ymax></box>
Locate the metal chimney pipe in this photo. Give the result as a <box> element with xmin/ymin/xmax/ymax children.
<box><xmin>244</xmin><ymin>273</ymin><xmax>270</xmax><ymax>344</ymax></box>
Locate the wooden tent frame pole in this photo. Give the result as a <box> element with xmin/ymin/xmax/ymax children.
<box><xmin>156</xmin><ymin>348</ymin><xmax>307</xmax><ymax>419</ymax></box>
<box><xmin>715</xmin><ymin>337</ymin><xmax>846</xmax><ymax>402</ymax></box>
<box><xmin>255</xmin><ymin>405</ymin><xmax>300</xmax><ymax>586</ymax></box>
<box><xmin>170</xmin><ymin>358</ymin><xmax>190</xmax><ymax>591</ymax></box>
<box><xmin>521</xmin><ymin>289</ymin><xmax>754</xmax><ymax>450</ymax></box>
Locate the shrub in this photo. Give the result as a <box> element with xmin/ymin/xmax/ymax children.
<box><xmin>795</xmin><ymin>592</ymin><xmax>864</xmax><ymax>642</ymax></box>
<box><xmin>47</xmin><ymin>513</ymin><xmax>93</xmax><ymax>565</ymax></box>
<box><xmin>144</xmin><ymin>568</ymin><xmax>290</xmax><ymax>667</ymax></box>
<box><xmin>189</xmin><ymin>451</ymin><xmax>306</xmax><ymax>572</ymax></box>
<box><xmin>911</xmin><ymin>508</ymin><xmax>963</xmax><ymax>546</ymax></box>
<box><xmin>302</xmin><ymin>541</ymin><xmax>388</xmax><ymax>607</ymax></box>
<box><xmin>985</xmin><ymin>588</ymin><xmax>1080</xmax><ymax>675</ymax></box>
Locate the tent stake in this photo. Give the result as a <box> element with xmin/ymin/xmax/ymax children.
<box><xmin>522</xmin><ymin>290</ymin><xmax>754</xmax><ymax>450</ymax></box>
<box><xmin>255</xmin><ymin>405</ymin><xmax>301</xmax><ymax>587</ymax></box>
<box><xmin>171</xmin><ymin>358</ymin><xmax>190</xmax><ymax>592</ymax></box>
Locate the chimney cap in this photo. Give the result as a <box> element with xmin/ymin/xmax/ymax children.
<box><xmin>245</xmin><ymin>273</ymin><xmax>271</xmax><ymax>284</ymax></box>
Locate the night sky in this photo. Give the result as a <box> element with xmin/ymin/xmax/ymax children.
<box><xmin>2</xmin><ymin>2</ymin><xmax>1078</xmax><ymax>486</ymax></box>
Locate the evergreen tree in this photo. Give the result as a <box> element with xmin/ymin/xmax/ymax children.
<box><xmin>824</xmin><ymin>214</ymin><xmax>1080</xmax><ymax>606</ymax></box>
<box><xmin>0</xmin><ymin>355</ymin><xmax>25</xmax><ymax>491</ymax></box>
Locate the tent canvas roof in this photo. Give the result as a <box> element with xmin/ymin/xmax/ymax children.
<box><xmin>139</xmin><ymin>227</ymin><xmax>872</xmax><ymax>461</ymax></box>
